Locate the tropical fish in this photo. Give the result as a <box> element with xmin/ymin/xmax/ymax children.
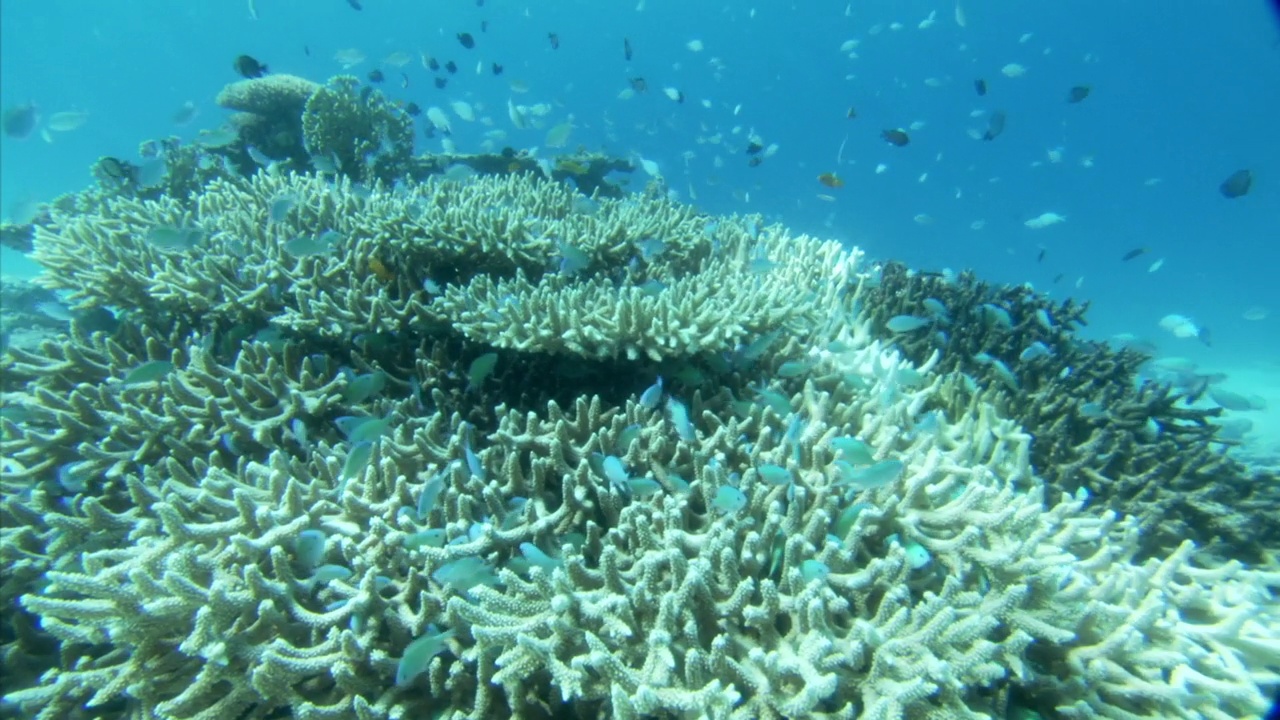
<box><xmin>1219</xmin><ymin>169</ymin><xmax>1252</xmax><ymax>199</ymax></box>
<box><xmin>46</xmin><ymin>111</ymin><xmax>89</xmax><ymax>132</ymax></box>
<box><xmin>233</xmin><ymin>54</ymin><xmax>269</xmax><ymax>78</ymax></box>
<box><xmin>817</xmin><ymin>172</ymin><xmax>844</xmax><ymax>188</ymax></box>
<box><xmin>712</xmin><ymin>486</ymin><xmax>747</xmax><ymax>514</ymax></box>
<box><xmin>457</xmin><ymin>32</ymin><xmax>476</xmax><ymax>49</ymax></box>
<box><xmin>1024</xmin><ymin>212</ymin><xmax>1066</xmax><ymax>229</ymax></box>
<box><xmin>1121</xmin><ymin>247</ymin><xmax>1148</xmax><ymax>261</ymax></box>
<box><xmin>886</xmin><ymin>315</ymin><xmax>930</xmax><ymax>333</ymax></box>
<box><xmin>982</xmin><ymin>110</ymin><xmax>1006</xmax><ymax>140</ymax></box>
<box><xmin>395</xmin><ymin>628</ymin><xmax>455</xmax><ymax>687</ymax></box>
<box><xmin>432</xmin><ymin>556</ymin><xmax>497</xmax><ymax>592</ymax></box>
<box><xmin>468</xmin><ymin>352</ymin><xmax>498</xmax><ymax>389</ymax></box>
<box><xmin>881</xmin><ymin>129</ymin><xmax>910</xmax><ymax>146</ymax></box>
<box><xmin>974</xmin><ymin>78</ymin><xmax>987</xmax><ymax>96</ymax></box>
<box><xmin>294</xmin><ymin>529</ymin><xmax>327</xmax><ymax>569</ymax></box>
<box><xmin>1067</xmin><ymin>85</ymin><xmax>1091</xmax><ymax>103</ymax></box>
<box><xmin>3</xmin><ymin>102</ymin><xmax>40</xmax><ymax>139</ymax></box>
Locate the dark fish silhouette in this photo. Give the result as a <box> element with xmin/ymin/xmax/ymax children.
<box><xmin>1121</xmin><ymin>247</ymin><xmax>1148</xmax><ymax>262</ymax></box>
<box><xmin>629</xmin><ymin>77</ymin><xmax>647</xmax><ymax>92</ymax></box>
<box><xmin>974</xmin><ymin>78</ymin><xmax>987</xmax><ymax>96</ymax></box>
<box><xmin>427</xmin><ymin>57</ymin><xmax>440</xmax><ymax>71</ymax></box>
<box><xmin>457</xmin><ymin>32</ymin><xmax>475</xmax><ymax>49</ymax></box>
<box><xmin>434</xmin><ymin>77</ymin><xmax>448</xmax><ymax>89</ymax></box>
<box><xmin>982</xmin><ymin>111</ymin><xmax>1006</xmax><ymax>140</ymax></box>
<box><xmin>1067</xmin><ymin>85</ymin><xmax>1091</xmax><ymax>103</ymax></box>
<box><xmin>881</xmin><ymin>128</ymin><xmax>909</xmax><ymax>146</ymax></box>
<box><xmin>1</xmin><ymin>102</ymin><xmax>38</xmax><ymax>139</ymax></box>
<box><xmin>345</xmin><ymin>0</ymin><xmax>362</xmax><ymax>9</ymax></box>
<box><xmin>1220</xmin><ymin>169</ymin><xmax>1252</xmax><ymax>199</ymax></box>
<box><xmin>445</xmin><ymin>60</ymin><xmax>457</xmax><ymax>74</ymax></box>
<box><xmin>404</xmin><ymin>102</ymin><xmax>422</xmax><ymax>116</ymax></box>
<box><xmin>548</xmin><ymin>32</ymin><xmax>559</xmax><ymax>49</ymax></box>
<box><xmin>748</xmin><ymin>156</ymin><xmax>763</xmax><ymax>167</ymax></box>
<box><xmin>1037</xmin><ymin>247</ymin><xmax>1046</xmax><ymax>262</ymax></box>
<box><xmin>367</xmin><ymin>69</ymin><xmax>384</xmax><ymax>83</ymax></box>
<box><xmin>233</xmin><ymin>54</ymin><xmax>268</xmax><ymax>78</ymax></box>
<box><xmin>745</xmin><ymin>139</ymin><xmax>764</xmax><ymax>155</ymax></box>
<box><xmin>624</xmin><ymin>38</ymin><xmax>633</xmax><ymax>61</ymax></box>
<box><xmin>491</xmin><ymin>62</ymin><xmax>503</xmax><ymax>75</ymax></box>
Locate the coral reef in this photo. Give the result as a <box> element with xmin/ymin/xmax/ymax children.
<box><xmin>860</xmin><ymin>263</ymin><xmax>1280</xmax><ymax>561</ymax></box>
<box><xmin>2</xmin><ymin>79</ymin><xmax>1278</xmax><ymax>720</ymax></box>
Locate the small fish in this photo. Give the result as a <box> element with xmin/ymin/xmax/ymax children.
<box><xmin>817</xmin><ymin>172</ymin><xmax>844</xmax><ymax>188</ymax></box>
<box><xmin>345</xmin><ymin>0</ymin><xmax>363</xmax><ymax>9</ymax></box>
<box><xmin>145</xmin><ymin>224</ymin><xmax>202</xmax><ymax>252</ymax></box>
<box><xmin>46</xmin><ymin>110</ymin><xmax>90</xmax><ymax>132</ymax></box>
<box><xmin>974</xmin><ymin>78</ymin><xmax>987</xmax><ymax>96</ymax></box>
<box><xmin>845</xmin><ymin>106</ymin><xmax>857</xmax><ymax>119</ymax></box>
<box><xmin>341</xmin><ymin>441</ymin><xmax>375</xmax><ymax>481</ymax></box>
<box><xmin>1024</xmin><ymin>212</ymin><xmax>1066</xmax><ymax>229</ymax></box>
<box><xmin>171</xmin><ymin>101</ymin><xmax>198</xmax><ymax>125</ymax></box>
<box><xmin>395</xmin><ymin>628</ymin><xmax>455</xmax><ymax>687</ymax></box>
<box><xmin>712</xmin><ymin>485</ymin><xmax>747</xmax><ymax>514</ymax></box>
<box><xmin>663</xmin><ymin>87</ymin><xmax>684</xmax><ymax>103</ymax></box>
<box><xmin>123</xmin><ymin>359</ymin><xmax>174</xmax><ymax>386</ymax></box>
<box><xmin>445</xmin><ymin>60</ymin><xmax>458</xmax><ymax>74</ymax></box>
<box><xmin>1018</xmin><ymin>342</ymin><xmax>1051</xmax><ymax>362</ymax></box>
<box><xmin>434</xmin><ymin>77</ymin><xmax>449</xmax><ymax>89</ymax></box>
<box><xmin>881</xmin><ymin>128</ymin><xmax>910</xmax><ymax>146</ymax></box>
<box><xmin>547</xmin><ymin>32</ymin><xmax>560</xmax><ymax>49</ymax></box>
<box><xmin>367</xmin><ymin>69</ymin><xmax>384</xmax><ymax>83</ymax></box>
<box><xmin>666</xmin><ymin>397</ymin><xmax>695</xmax><ymax>441</ymax></box>
<box><xmin>639</xmin><ymin>376</ymin><xmax>664</xmax><ymax>408</ymax></box>
<box><xmin>629</xmin><ymin>77</ymin><xmax>648</xmax><ymax>92</ymax></box>
<box><xmin>457</xmin><ymin>32</ymin><xmax>475</xmax><ymax>49</ymax></box>
<box><xmin>1036</xmin><ymin>247</ymin><xmax>1046</xmax><ymax>262</ymax></box>
<box><xmin>293</xmin><ymin>529</ymin><xmax>327</xmax><ymax>569</ymax></box>
<box><xmin>756</xmin><ymin>464</ymin><xmax>792</xmax><ymax>486</ymax></box>
<box><xmin>468</xmin><ymin>352</ymin><xmax>498</xmax><ymax>390</ymax></box>
<box><xmin>557</xmin><ymin>240</ymin><xmax>590</xmax><ymax>274</ymax></box>
<box><xmin>982</xmin><ymin>111</ymin><xmax>1006</xmax><ymax>141</ymax></box>
<box><xmin>432</xmin><ymin>556</ymin><xmax>497</xmax><ymax>592</ymax></box>
<box><xmin>624</xmin><ymin>38</ymin><xmax>633</xmax><ymax>60</ymax></box>
<box><xmin>268</xmin><ymin>194</ymin><xmax>296</xmax><ymax>222</ymax></box>
<box><xmin>491</xmin><ymin>62</ymin><xmax>503</xmax><ymax>75</ymax></box>
<box><xmin>886</xmin><ymin>315</ymin><xmax>930</xmax><ymax>333</ymax></box>
<box><xmin>1219</xmin><ymin>169</ymin><xmax>1252</xmax><ymax>199</ymax></box>
<box><xmin>343</xmin><ymin>371</ymin><xmax>386</xmax><ymax>403</ymax></box>
<box><xmin>1121</xmin><ymin>247</ymin><xmax>1148</xmax><ymax>262</ymax></box>
<box><xmin>1066</xmin><ymin>85</ymin><xmax>1091</xmax><ymax>103</ymax></box>
<box><xmin>282</xmin><ymin>231</ymin><xmax>338</xmax><ymax>257</ymax></box>
<box><xmin>233</xmin><ymin>54</ymin><xmax>268</xmax><ymax>78</ymax></box>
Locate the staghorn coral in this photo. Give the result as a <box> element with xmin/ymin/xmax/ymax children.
<box><xmin>861</xmin><ymin>262</ymin><xmax>1280</xmax><ymax>561</ymax></box>
<box><xmin>30</xmin><ymin>171</ymin><xmax>812</xmax><ymax>364</ymax></box>
<box><xmin>2</xmin><ymin>309</ymin><xmax>1277</xmax><ymax>719</ymax></box>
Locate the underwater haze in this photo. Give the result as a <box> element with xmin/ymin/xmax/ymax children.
<box><xmin>2</xmin><ymin>0</ymin><xmax>1280</xmax><ymax>718</ymax></box>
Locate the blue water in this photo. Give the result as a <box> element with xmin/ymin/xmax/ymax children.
<box><xmin>2</xmin><ymin>2</ymin><xmax>1277</xmax><ymax>358</ymax></box>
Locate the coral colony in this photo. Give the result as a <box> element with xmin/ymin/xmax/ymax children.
<box><xmin>0</xmin><ymin>74</ymin><xmax>1277</xmax><ymax>719</ymax></box>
